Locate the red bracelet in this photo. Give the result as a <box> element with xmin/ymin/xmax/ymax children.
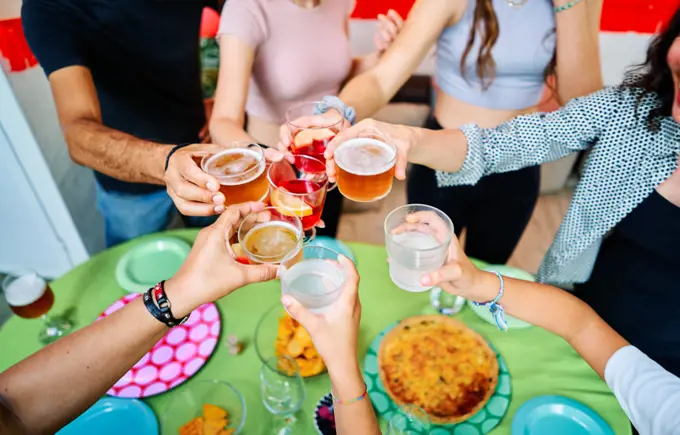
<box><xmin>331</xmin><ymin>383</ymin><xmax>368</xmax><ymax>405</ymax></box>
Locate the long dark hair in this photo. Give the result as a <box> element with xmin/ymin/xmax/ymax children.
<box><xmin>623</xmin><ymin>7</ymin><xmax>680</xmax><ymax>131</ymax></box>
<box><xmin>461</xmin><ymin>0</ymin><xmax>557</xmax><ymax>92</ymax></box>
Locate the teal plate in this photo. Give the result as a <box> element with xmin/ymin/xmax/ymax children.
<box><xmin>512</xmin><ymin>395</ymin><xmax>614</xmax><ymax>435</ymax></box>
<box><xmin>115</xmin><ymin>237</ymin><xmax>192</xmax><ymax>293</ymax></box>
<box><xmin>468</xmin><ymin>265</ymin><xmax>535</xmax><ymax>329</ymax></box>
<box><xmin>56</xmin><ymin>397</ymin><xmax>157</xmax><ymax>435</ymax></box>
<box><xmin>308</xmin><ymin>236</ymin><xmax>356</xmax><ymax>263</ymax></box>
<box><xmin>363</xmin><ymin>321</ymin><xmax>512</xmax><ymax>435</ymax></box>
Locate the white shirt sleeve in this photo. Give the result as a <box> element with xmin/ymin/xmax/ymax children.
<box><xmin>605</xmin><ymin>346</ymin><xmax>680</xmax><ymax>435</ymax></box>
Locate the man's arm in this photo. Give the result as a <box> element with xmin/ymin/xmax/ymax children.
<box><xmin>50</xmin><ymin>66</ymin><xmax>170</xmax><ymax>185</ymax></box>
<box><xmin>0</xmin><ymin>203</ymin><xmax>278</xmax><ymax>434</ymax></box>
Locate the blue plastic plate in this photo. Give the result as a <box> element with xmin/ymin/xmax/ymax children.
<box><xmin>308</xmin><ymin>236</ymin><xmax>356</xmax><ymax>263</ymax></box>
<box><xmin>512</xmin><ymin>395</ymin><xmax>614</xmax><ymax>435</ymax></box>
<box><xmin>57</xmin><ymin>397</ymin><xmax>158</xmax><ymax>435</ymax></box>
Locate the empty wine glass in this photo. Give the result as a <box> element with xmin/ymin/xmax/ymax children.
<box><xmin>388</xmin><ymin>404</ymin><xmax>431</xmax><ymax>435</ymax></box>
<box><xmin>260</xmin><ymin>355</ymin><xmax>306</xmax><ymax>434</ymax></box>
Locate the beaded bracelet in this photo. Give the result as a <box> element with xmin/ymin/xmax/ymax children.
<box><xmin>472</xmin><ymin>272</ymin><xmax>508</xmax><ymax>332</ymax></box>
<box><xmin>554</xmin><ymin>0</ymin><xmax>583</xmax><ymax>14</ymax></box>
<box><xmin>331</xmin><ymin>384</ymin><xmax>368</xmax><ymax>405</ymax></box>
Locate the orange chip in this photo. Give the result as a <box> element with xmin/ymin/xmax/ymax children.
<box><xmin>203</xmin><ymin>418</ymin><xmax>226</xmax><ymax>435</ymax></box>
<box><xmin>179</xmin><ymin>417</ymin><xmax>203</xmax><ymax>435</ymax></box>
<box><xmin>286</xmin><ymin>339</ymin><xmax>304</xmax><ymax>357</ymax></box>
<box><xmin>203</xmin><ymin>404</ymin><xmax>227</xmax><ymax>421</ymax></box>
<box><xmin>303</xmin><ymin>346</ymin><xmax>319</xmax><ymax>359</ymax></box>
<box><xmin>293</xmin><ymin>327</ymin><xmax>313</xmax><ymax>347</ymax></box>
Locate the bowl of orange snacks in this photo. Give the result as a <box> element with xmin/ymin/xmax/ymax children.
<box><xmin>254</xmin><ymin>303</ymin><xmax>327</xmax><ymax>378</ymax></box>
<box><xmin>161</xmin><ymin>380</ymin><xmax>245</xmax><ymax>435</ymax></box>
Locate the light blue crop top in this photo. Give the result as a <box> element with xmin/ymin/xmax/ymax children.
<box><xmin>435</xmin><ymin>0</ymin><xmax>556</xmax><ymax>110</ymax></box>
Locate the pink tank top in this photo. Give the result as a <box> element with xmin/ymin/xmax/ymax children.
<box><xmin>219</xmin><ymin>0</ymin><xmax>353</xmax><ymax>123</ymax></box>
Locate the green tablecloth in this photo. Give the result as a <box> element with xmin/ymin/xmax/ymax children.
<box><xmin>0</xmin><ymin>230</ymin><xmax>631</xmax><ymax>435</ymax></box>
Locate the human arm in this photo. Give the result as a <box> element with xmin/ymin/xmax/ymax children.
<box><xmin>337</xmin><ymin>0</ymin><xmax>459</xmax><ymax>120</ymax></box>
<box><xmin>553</xmin><ymin>0</ymin><xmax>604</xmax><ymax>102</ymax></box>
<box><xmin>423</xmin><ymin>224</ymin><xmax>680</xmax><ymax>434</ymax></box>
<box><xmin>0</xmin><ymin>203</ymin><xmax>278</xmax><ymax>434</ymax></box>
<box><xmin>282</xmin><ymin>258</ymin><xmax>381</xmax><ymax>435</ymax></box>
<box><xmin>325</xmin><ymin>87</ymin><xmax>618</xmax><ymax>183</ymax></box>
<box><xmin>209</xmin><ymin>34</ymin><xmax>259</xmax><ymax>146</ymax></box>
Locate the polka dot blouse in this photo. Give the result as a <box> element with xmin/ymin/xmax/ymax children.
<box><xmin>435</xmin><ymin>87</ymin><xmax>680</xmax><ymax>286</ymax></box>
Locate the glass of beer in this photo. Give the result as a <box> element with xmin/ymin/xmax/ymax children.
<box><xmin>280</xmin><ymin>246</ymin><xmax>348</xmax><ymax>315</ymax></box>
<box><xmin>384</xmin><ymin>204</ymin><xmax>454</xmax><ymax>292</ymax></box>
<box><xmin>268</xmin><ymin>155</ymin><xmax>329</xmax><ymax>242</ymax></box>
<box><xmin>286</xmin><ymin>101</ymin><xmax>344</xmax><ymax>163</ymax></box>
<box><xmin>201</xmin><ymin>142</ymin><xmax>269</xmax><ymax>206</ymax></box>
<box><xmin>1</xmin><ymin>270</ymin><xmax>74</xmax><ymax>344</ymax></box>
<box><xmin>237</xmin><ymin>207</ymin><xmax>304</xmax><ymax>265</ymax></box>
<box><xmin>334</xmin><ymin>128</ymin><xmax>397</xmax><ymax>202</ymax></box>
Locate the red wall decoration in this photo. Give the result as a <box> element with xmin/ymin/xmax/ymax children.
<box><xmin>0</xmin><ymin>18</ymin><xmax>38</xmax><ymax>73</ymax></box>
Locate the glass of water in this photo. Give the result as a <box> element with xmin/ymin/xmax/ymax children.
<box><xmin>384</xmin><ymin>204</ymin><xmax>453</xmax><ymax>292</ymax></box>
<box><xmin>388</xmin><ymin>404</ymin><xmax>431</xmax><ymax>435</ymax></box>
<box><xmin>280</xmin><ymin>246</ymin><xmax>347</xmax><ymax>314</ymax></box>
<box><xmin>261</xmin><ymin>355</ymin><xmax>306</xmax><ymax>433</ymax></box>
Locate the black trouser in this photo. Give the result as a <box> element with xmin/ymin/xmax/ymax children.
<box><xmin>406</xmin><ymin>116</ymin><xmax>540</xmax><ymax>264</ymax></box>
<box><xmin>317</xmin><ymin>186</ymin><xmax>342</xmax><ymax>238</ymax></box>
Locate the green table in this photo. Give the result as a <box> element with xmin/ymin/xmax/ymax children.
<box><xmin>0</xmin><ymin>230</ymin><xmax>631</xmax><ymax>435</ymax></box>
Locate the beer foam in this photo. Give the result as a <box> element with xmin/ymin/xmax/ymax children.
<box><xmin>205</xmin><ymin>148</ymin><xmax>265</xmax><ymax>185</ymax></box>
<box><xmin>334</xmin><ymin>138</ymin><xmax>396</xmax><ymax>176</ymax></box>
<box><xmin>4</xmin><ymin>273</ymin><xmax>46</xmax><ymax>307</ymax></box>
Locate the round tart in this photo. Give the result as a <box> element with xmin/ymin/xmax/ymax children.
<box><xmin>378</xmin><ymin>316</ymin><xmax>498</xmax><ymax>424</ymax></box>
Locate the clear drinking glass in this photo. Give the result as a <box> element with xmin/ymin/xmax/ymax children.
<box><xmin>260</xmin><ymin>355</ymin><xmax>306</xmax><ymax>434</ymax></box>
<box><xmin>268</xmin><ymin>155</ymin><xmax>329</xmax><ymax>243</ymax></box>
<box><xmin>429</xmin><ymin>287</ymin><xmax>466</xmax><ymax>316</ymax></box>
<box><xmin>384</xmin><ymin>204</ymin><xmax>454</xmax><ymax>292</ymax></box>
<box><xmin>237</xmin><ymin>207</ymin><xmax>304</xmax><ymax>265</ymax></box>
<box><xmin>333</xmin><ymin>127</ymin><xmax>397</xmax><ymax>203</ymax></box>
<box><xmin>1</xmin><ymin>270</ymin><xmax>74</xmax><ymax>345</ymax></box>
<box><xmin>388</xmin><ymin>404</ymin><xmax>431</xmax><ymax>435</ymax></box>
<box><xmin>286</xmin><ymin>101</ymin><xmax>344</xmax><ymax>163</ymax></box>
<box><xmin>280</xmin><ymin>246</ymin><xmax>347</xmax><ymax>314</ymax></box>
<box><xmin>200</xmin><ymin>141</ymin><xmax>269</xmax><ymax>206</ymax></box>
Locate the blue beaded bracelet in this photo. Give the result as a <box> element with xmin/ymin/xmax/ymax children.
<box><xmin>554</xmin><ymin>0</ymin><xmax>583</xmax><ymax>14</ymax></box>
<box><xmin>472</xmin><ymin>272</ymin><xmax>508</xmax><ymax>332</ymax></box>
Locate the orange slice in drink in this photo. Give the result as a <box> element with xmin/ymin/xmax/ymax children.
<box><xmin>293</xmin><ymin>128</ymin><xmax>335</xmax><ymax>148</ymax></box>
<box><xmin>271</xmin><ymin>190</ymin><xmax>313</xmax><ymax>218</ymax></box>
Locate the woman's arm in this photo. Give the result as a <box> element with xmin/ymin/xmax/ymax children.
<box><xmin>0</xmin><ymin>203</ymin><xmax>278</xmax><ymax>434</ymax></box>
<box><xmin>282</xmin><ymin>257</ymin><xmax>381</xmax><ymax>435</ymax></box>
<box><xmin>338</xmin><ymin>0</ymin><xmax>460</xmax><ymax>120</ymax></box>
<box><xmin>325</xmin><ymin>86</ymin><xmax>618</xmax><ymax>183</ymax></box>
<box><xmin>553</xmin><ymin>0</ymin><xmax>604</xmax><ymax>102</ymax></box>
<box><xmin>422</xmin><ymin>232</ymin><xmax>626</xmax><ymax>378</ymax></box>
<box><xmin>209</xmin><ymin>35</ymin><xmax>258</xmax><ymax>145</ymax></box>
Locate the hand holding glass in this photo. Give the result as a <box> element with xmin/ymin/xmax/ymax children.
<box><xmin>280</xmin><ymin>246</ymin><xmax>347</xmax><ymax>314</ymax></box>
<box><xmin>384</xmin><ymin>204</ymin><xmax>454</xmax><ymax>292</ymax></box>
<box><xmin>237</xmin><ymin>207</ymin><xmax>303</xmax><ymax>265</ymax></box>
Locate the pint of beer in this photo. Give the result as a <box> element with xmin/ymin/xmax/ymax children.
<box><xmin>201</xmin><ymin>142</ymin><xmax>269</xmax><ymax>206</ymax></box>
<box><xmin>2</xmin><ymin>272</ymin><xmax>54</xmax><ymax>319</ymax></box>
<box><xmin>334</xmin><ymin>135</ymin><xmax>397</xmax><ymax>203</ymax></box>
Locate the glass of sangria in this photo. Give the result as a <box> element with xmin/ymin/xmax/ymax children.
<box><xmin>267</xmin><ymin>155</ymin><xmax>328</xmax><ymax>243</ymax></box>
<box><xmin>285</xmin><ymin>101</ymin><xmax>344</xmax><ymax>163</ymax></box>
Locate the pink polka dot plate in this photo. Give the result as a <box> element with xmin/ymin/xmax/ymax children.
<box><xmin>97</xmin><ymin>293</ymin><xmax>222</xmax><ymax>398</ymax></box>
